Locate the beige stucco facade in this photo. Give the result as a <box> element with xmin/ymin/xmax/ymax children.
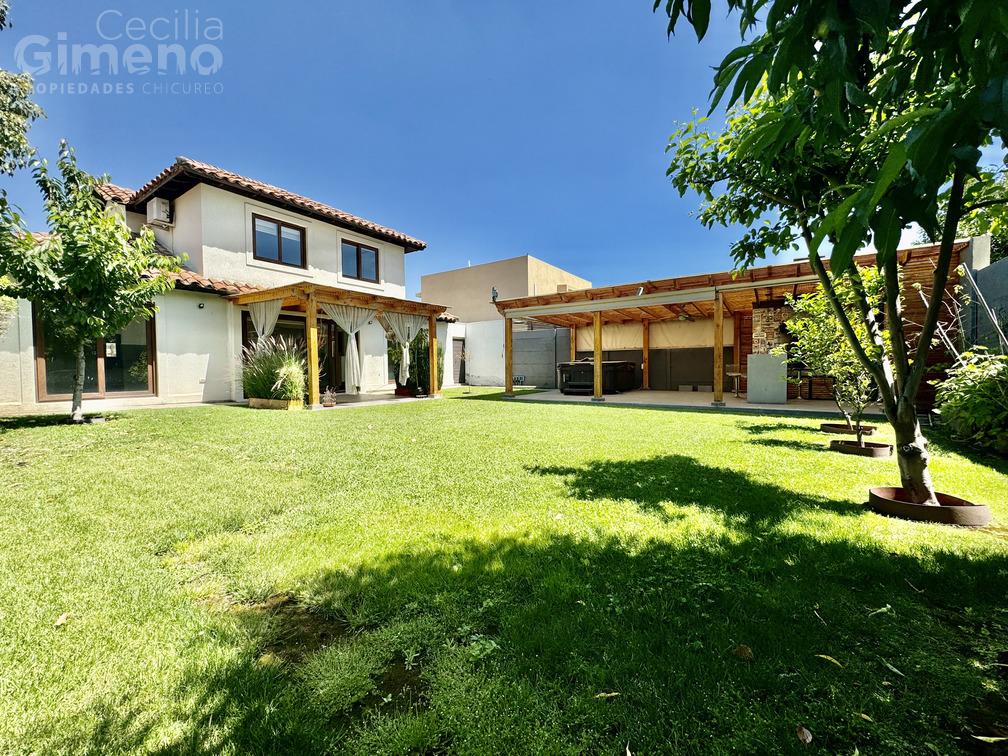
<box><xmin>420</xmin><ymin>255</ymin><xmax>590</xmax><ymax>323</ymax></box>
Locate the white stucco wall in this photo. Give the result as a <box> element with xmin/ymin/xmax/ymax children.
<box><xmin>464</xmin><ymin>319</ymin><xmax>506</xmax><ymax>386</ymax></box>
<box><xmin>178</xmin><ymin>184</ymin><xmax>407</xmax><ymax>297</ymax></box>
<box><xmin>154</xmin><ymin>290</ymin><xmax>236</xmax><ymax>403</ymax></box>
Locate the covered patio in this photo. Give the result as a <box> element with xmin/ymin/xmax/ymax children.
<box><xmin>230</xmin><ymin>283</ymin><xmax>447</xmax><ymax>407</ymax></box>
<box><xmin>496</xmin><ymin>258</ymin><xmax>832</xmax><ymax>407</ymax></box>
<box><xmin>495</xmin><ymin>244</ymin><xmax>968</xmax><ymax>410</ymax></box>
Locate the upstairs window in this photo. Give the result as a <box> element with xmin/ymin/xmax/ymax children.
<box><xmin>341</xmin><ymin>240</ymin><xmax>379</xmax><ymax>283</ymax></box>
<box><xmin>253</xmin><ymin>214</ymin><xmax>306</xmax><ymax>268</ymax></box>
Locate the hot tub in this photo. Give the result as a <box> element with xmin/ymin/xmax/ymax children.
<box><xmin>558</xmin><ymin>360</ymin><xmax>639</xmax><ymax>395</ymax></box>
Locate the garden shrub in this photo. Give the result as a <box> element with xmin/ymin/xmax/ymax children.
<box><xmin>241</xmin><ymin>336</ymin><xmax>307</xmax><ymax>402</ymax></box>
<box><xmin>935</xmin><ymin>350</ymin><xmax>1008</xmax><ymax>454</ymax></box>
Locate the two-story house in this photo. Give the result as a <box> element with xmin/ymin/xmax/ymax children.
<box><xmin>0</xmin><ymin>157</ymin><xmax>450</xmax><ymax>414</ymax></box>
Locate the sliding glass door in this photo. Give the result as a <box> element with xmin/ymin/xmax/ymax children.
<box><xmin>34</xmin><ymin>307</ymin><xmax>156</xmax><ymax>400</ymax></box>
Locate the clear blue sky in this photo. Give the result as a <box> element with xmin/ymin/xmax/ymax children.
<box><xmin>1</xmin><ymin>1</ymin><xmax>770</xmax><ymax>297</ymax></box>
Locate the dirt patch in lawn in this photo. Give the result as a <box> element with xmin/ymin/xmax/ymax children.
<box><xmin>349</xmin><ymin>655</ymin><xmax>428</xmax><ymax>719</ymax></box>
<box><xmin>232</xmin><ymin>594</ymin><xmax>429</xmax><ymax>718</ymax></box>
<box><xmin>234</xmin><ymin>592</ymin><xmax>354</xmax><ymax>664</ymax></box>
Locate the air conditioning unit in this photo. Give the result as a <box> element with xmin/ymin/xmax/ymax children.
<box><xmin>146</xmin><ymin>197</ymin><xmax>172</xmax><ymax>228</ymax></box>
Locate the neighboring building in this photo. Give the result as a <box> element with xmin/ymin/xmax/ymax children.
<box><xmin>421</xmin><ymin>255</ymin><xmax>591</xmax><ymax>323</ymax></box>
<box><xmin>420</xmin><ymin>255</ymin><xmax>591</xmax><ymax>386</ymax></box>
<box><xmin>0</xmin><ymin>156</ymin><xmax>454</xmax><ymax>414</ymax></box>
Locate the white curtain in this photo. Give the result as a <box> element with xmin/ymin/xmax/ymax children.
<box><xmin>321</xmin><ymin>303</ymin><xmax>374</xmax><ymax>394</ymax></box>
<box><xmin>382</xmin><ymin>312</ymin><xmax>428</xmax><ymax>386</ymax></box>
<box><xmin>248</xmin><ymin>299</ymin><xmax>282</xmax><ymax>344</ymax></box>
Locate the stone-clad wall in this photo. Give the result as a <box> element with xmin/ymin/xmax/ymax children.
<box><xmin>751</xmin><ymin>305</ymin><xmax>791</xmax><ymax>354</ymax></box>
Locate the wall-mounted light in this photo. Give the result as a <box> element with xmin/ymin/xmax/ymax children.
<box><xmin>198</xmin><ymin>303</ymin><xmax>205</xmax><ymax>309</ymax></box>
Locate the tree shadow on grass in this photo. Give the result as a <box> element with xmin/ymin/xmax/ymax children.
<box><xmin>741</xmin><ymin>421</ymin><xmax>822</xmax><ymax>436</ymax></box>
<box><xmin>528</xmin><ymin>454</ymin><xmax>855</xmax><ymax>528</ymax></box>
<box><xmin>452</xmin><ymin>388</ymin><xmax>542</xmax><ymax>402</ymax></box>
<box><xmin>748</xmin><ymin>437</ymin><xmax>829</xmax><ymax>453</ymax></box>
<box><xmin>47</xmin><ymin>456</ymin><xmax>1008</xmax><ymax>753</ymax></box>
<box><xmin>0</xmin><ymin>412</ymin><xmax>120</xmax><ymax>433</ymax></box>
<box><xmin>95</xmin><ymin>529</ymin><xmax>1008</xmax><ymax>755</ymax></box>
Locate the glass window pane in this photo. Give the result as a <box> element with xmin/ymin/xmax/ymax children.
<box><xmin>255</xmin><ymin>218</ymin><xmax>279</xmax><ymax>261</ymax></box>
<box><xmin>360</xmin><ymin>247</ymin><xmax>378</xmax><ymax>281</ymax></box>
<box><xmin>273</xmin><ymin>318</ymin><xmax>307</xmax><ymax>351</ymax></box>
<box><xmin>280</xmin><ymin>226</ymin><xmax>303</xmax><ymax>266</ymax></box>
<box><xmin>103</xmin><ymin>319</ymin><xmax>150</xmax><ymax>393</ymax></box>
<box><xmin>341</xmin><ymin>241</ymin><xmax>359</xmax><ymax>278</ymax></box>
<box><xmin>43</xmin><ymin>326</ymin><xmax>98</xmax><ymax>396</ymax></box>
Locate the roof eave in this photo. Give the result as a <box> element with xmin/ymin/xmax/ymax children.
<box><xmin>127</xmin><ymin>161</ymin><xmax>427</xmax><ymax>252</ymax></box>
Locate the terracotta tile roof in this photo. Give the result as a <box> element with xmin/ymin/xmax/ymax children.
<box><xmin>171</xmin><ymin>268</ymin><xmax>262</xmax><ymax>296</ymax></box>
<box><xmin>128</xmin><ymin>156</ymin><xmax>427</xmax><ymax>252</ymax></box>
<box><xmin>437</xmin><ymin>311</ymin><xmax>459</xmax><ymax>323</ymax></box>
<box><xmin>96</xmin><ymin>182</ymin><xmax>135</xmax><ymax>204</ymax></box>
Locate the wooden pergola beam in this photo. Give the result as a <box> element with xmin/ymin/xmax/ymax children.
<box><xmin>504</xmin><ymin>317</ymin><xmax>514</xmax><ymax>397</ymax></box>
<box><xmin>230</xmin><ymin>282</ymin><xmax>447</xmax><ymax>318</ymax></box>
<box><xmin>713</xmin><ymin>290</ymin><xmax>724</xmax><ymax>406</ymax></box>
<box><xmin>592</xmin><ymin>311</ymin><xmax>603</xmax><ymax>402</ymax></box>
<box><xmin>229</xmin><ymin>285</ymin><xmax>304</xmax><ymax>305</ymax></box>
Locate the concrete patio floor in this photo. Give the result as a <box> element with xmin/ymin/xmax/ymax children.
<box><xmin>514</xmin><ymin>388</ymin><xmax>886</xmax><ymax>418</ymax></box>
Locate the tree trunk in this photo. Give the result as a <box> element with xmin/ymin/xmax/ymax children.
<box><xmin>833</xmin><ymin>390</ymin><xmax>853</xmax><ymax>430</ymax></box>
<box><xmin>854</xmin><ymin>415</ymin><xmax>865</xmax><ymax>448</ymax></box>
<box><xmin>71</xmin><ymin>341</ymin><xmax>86</xmax><ymax>424</ymax></box>
<box><xmin>891</xmin><ymin>400</ymin><xmax>938</xmax><ymax>505</ymax></box>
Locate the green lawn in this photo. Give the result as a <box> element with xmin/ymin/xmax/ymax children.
<box><xmin>2</xmin><ymin>389</ymin><xmax>1007</xmax><ymax>754</ymax></box>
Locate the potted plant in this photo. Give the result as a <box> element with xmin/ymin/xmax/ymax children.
<box><xmin>320</xmin><ymin>387</ymin><xmax>339</xmax><ymax>408</ymax></box>
<box><xmin>241</xmin><ymin>336</ymin><xmax>306</xmax><ymax>410</ymax></box>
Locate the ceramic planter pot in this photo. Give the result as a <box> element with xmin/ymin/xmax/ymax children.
<box><xmin>866</xmin><ymin>487</ymin><xmax>992</xmax><ymax>527</ymax></box>
<box><xmin>829</xmin><ymin>440</ymin><xmax>893</xmax><ymax>457</ymax></box>
<box><xmin>820</xmin><ymin>422</ymin><xmax>876</xmax><ymax>436</ymax></box>
<box><xmin>248</xmin><ymin>398</ymin><xmax>303</xmax><ymax>411</ymax></box>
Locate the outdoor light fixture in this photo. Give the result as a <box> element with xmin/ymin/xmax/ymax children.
<box><xmin>198</xmin><ymin>302</ymin><xmax>205</xmax><ymax>309</ymax></box>
<box><xmin>491</xmin><ymin>286</ymin><xmax>498</xmax><ymax>303</ymax></box>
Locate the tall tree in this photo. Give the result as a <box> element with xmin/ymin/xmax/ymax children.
<box><xmin>0</xmin><ymin>1</ymin><xmax>45</xmax><ymax>334</ymax></box>
<box><xmin>0</xmin><ymin>0</ymin><xmax>44</xmax><ymax>176</ymax></box>
<box><xmin>659</xmin><ymin>0</ymin><xmax>1008</xmax><ymax>504</ymax></box>
<box><xmin>0</xmin><ymin>142</ymin><xmax>181</xmax><ymax>422</ymax></box>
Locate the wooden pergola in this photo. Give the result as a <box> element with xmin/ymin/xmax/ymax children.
<box><xmin>230</xmin><ymin>283</ymin><xmax>448</xmax><ymax>406</ymax></box>
<box><xmin>495</xmin><ymin>258</ymin><xmax>831</xmax><ymax>404</ymax></box>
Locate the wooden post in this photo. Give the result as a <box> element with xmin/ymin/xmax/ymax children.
<box><xmin>428</xmin><ymin>313</ymin><xmax>439</xmax><ymax>396</ymax></box>
<box><xmin>504</xmin><ymin>316</ymin><xmax>514</xmax><ymax>396</ymax></box>
<box><xmin>713</xmin><ymin>291</ymin><xmax>724</xmax><ymax>406</ymax></box>
<box><xmin>306</xmin><ymin>292</ymin><xmax>321</xmax><ymax>407</ymax></box>
<box><xmin>592</xmin><ymin>310</ymin><xmax>604</xmax><ymax>401</ymax></box>
<box><xmin>641</xmin><ymin>319</ymin><xmax>650</xmax><ymax>390</ymax></box>
<box><xmin>569</xmin><ymin>325</ymin><xmax>576</xmax><ymax>362</ymax></box>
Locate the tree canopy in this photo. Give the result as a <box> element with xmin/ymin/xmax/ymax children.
<box><xmin>659</xmin><ymin>0</ymin><xmax>1008</xmax><ymax>503</ymax></box>
<box><xmin>0</xmin><ymin>142</ymin><xmax>181</xmax><ymax>419</ymax></box>
<box><xmin>0</xmin><ymin>0</ymin><xmax>44</xmax><ymax>177</ymax></box>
